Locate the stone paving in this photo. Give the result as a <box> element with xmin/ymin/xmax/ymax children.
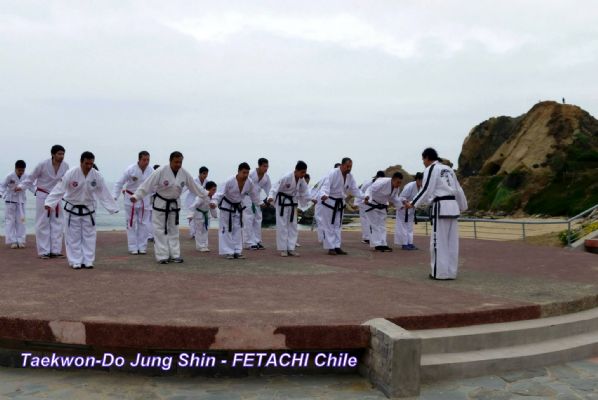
<box><xmin>1</xmin><ymin>357</ymin><xmax>597</xmax><ymax>399</ymax></box>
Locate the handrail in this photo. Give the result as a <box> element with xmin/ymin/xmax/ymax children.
<box><xmin>314</xmin><ymin>202</ymin><xmax>598</xmax><ymax>248</ymax></box>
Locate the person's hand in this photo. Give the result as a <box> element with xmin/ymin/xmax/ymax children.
<box><xmin>14</xmin><ymin>187</ymin><xmax>23</xmax><ymax>192</ymax></box>
<box><xmin>209</xmin><ymin>203</ymin><xmax>217</xmax><ymax>209</ymax></box>
<box><xmin>44</xmin><ymin>205</ymin><xmax>52</xmax><ymax>211</ymax></box>
<box><xmin>405</xmin><ymin>202</ymin><xmax>414</xmax><ymax>209</ymax></box>
<box><xmin>267</xmin><ymin>197</ymin><xmax>274</xmax><ymax>204</ymax></box>
<box><xmin>364</xmin><ymin>196</ymin><xmax>370</xmax><ymax>205</ymax></box>
<box><xmin>130</xmin><ymin>196</ymin><xmax>137</xmax><ymax>203</ymax></box>
<box><xmin>321</xmin><ymin>195</ymin><xmax>329</xmax><ymax>201</ymax></box>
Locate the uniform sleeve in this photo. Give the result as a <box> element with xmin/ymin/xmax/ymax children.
<box><xmin>296</xmin><ymin>179</ymin><xmax>311</xmax><ymax>208</ymax></box>
<box><xmin>269</xmin><ymin>176</ymin><xmax>282</xmax><ymax>199</ymax></box>
<box><xmin>44</xmin><ymin>174</ymin><xmax>68</xmax><ymax>208</ymax></box>
<box><xmin>19</xmin><ymin>163</ymin><xmax>41</xmax><ymax>189</ymax></box>
<box><xmin>249</xmin><ymin>181</ymin><xmax>261</xmax><ymax>205</ymax></box>
<box><xmin>211</xmin><ymin>180</ymin><xmax>226</xmax><ymax>206</ymax></box>
<box><xmin>0</xmin><ymin>175</ymin><xmax>8</xmax><ymax>198</ymax></box>
<box><xmin>133</xmin><ymin>169</ymin><xmax>159</xmax><ymax>200</ymax></box>
<box><xmin>263</xmin><ymin>176</ymin><xmax>272</xmax><ymax>200</ymax></box>
<box><xmin>187</xmin><ymin>172</ymin><xmax>209</xmax><ymax>200</ymax></box>
<box><xmin>455</xmin><ymin>177</ymin><xmax>468</xmax><ymax>212</ymax></box>
<box><xmin>97</xmin><ymin>175</ymin><xmax>120</xmax><ymax>214</ymax></box>
<box><xmin>320</xmin><ymin>171</ymin><xmax>334</xmax><ymax>198</ymax></box>
<box><xmin>348</xmin><ymin>175</ymin><xmax>364</xmax><ymax>199</ymax></box>
<box><xmin>112</xmin><ymin>168</ymin><xmax>129</xmax><ymax>200</ymax></box>
<box><xmin>412</xmin><ymin>165</ymin><xmax>437</xmax><ymax>208</ymax></box>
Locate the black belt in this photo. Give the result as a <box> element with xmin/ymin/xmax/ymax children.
<box><xmin>218</xmin><ymin>196</ymin><xmax>246</xmax><ymax>232</ymax></box>
<box><xmin>365</xmin><ymin>200</ymin><xmax>388</xmax><ymax>213</ymax></box>
<box><xmin>64</xmin><ymin>201</ymin><xmax>95</xmax><ymax>226</ymax></box>
<box><xmin>5</xmin><ymin>201</ymin><xmax>17</xmax><ymax>204</ymax></box>
<box><xmin>429</xmin><ymin>196</ymin><xmax>456</xmax><ymax>226</ymax></box>
<box><xmin>434</xmin><ymin>195</ymin><xmax>456</xmax><ymax>202</ymax></box>
<box><xmin>152</xmin><ymin>193</ymin><xmax>180</xmax><ymax>234</ymax></box>
<box><xmin>321</xmin><ymin>196</ymin><xmax>344</xmax><ymax>224</ymax></box>
<box><xmin>276</xmin><ymin>192</ymin><xmax>298</xmax><ymax>222</ymax></box>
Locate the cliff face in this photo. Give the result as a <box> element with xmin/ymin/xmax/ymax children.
<box><xmin>458</xmin><ymin>101</ymin><xmax>598</xmax><ymax>216</ymax></box>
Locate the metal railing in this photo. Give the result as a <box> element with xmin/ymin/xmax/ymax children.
<box><xmin>317</xmin><ymin>203</ymin><xmax>598</xmax><ymax>247</ymax></box>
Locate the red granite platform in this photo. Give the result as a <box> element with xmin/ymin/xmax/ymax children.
<box><xmin>0</xmin><ymin>230</ymin><xmax>596</xmax><ymax>351</ymax></box>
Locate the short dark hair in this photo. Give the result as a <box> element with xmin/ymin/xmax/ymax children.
<box><xmin>238</xmin><ymin>162</ymin><xmax>251</xmax><ymax>171</ymax></box>
<box><xmin>341</xmin><ymin>157</ymin><xmax>352</xmax><ymax>165</ymax></box>
<box><xmin>258</xmin><ymin>158</ymin><xmax>269</xmax><ymax>166</ymax></box>
<box><xmin>295</xmin><ymin>160</ymin><xmax>307</xmax><ymax>171</ymax></box>
<box><xmin>422</xmin><ymin>147</ymin><xmax>439</xmax><ymax>161</ymax></box>
<box><xmin>138</xmin><ymin>150</ymin><xmax>150</xmax><ymax>160</ymax></box>
<box><xmin>376</xmin><ymin>170</ymin><xmax>386</xmax><ymax>178</ymax></box>
<box><xmin>199</xmin><ymin>166</ymin><xmax>209</xmax><ymax>174</ymax></box>
<box><xmin>51</xmin><ymin>145</ymin><xmax>65</xmax><ymax>155</ymax></box>
<box><xmin>392</xmin><ymin>172</ymin><xmax>403</xmax><ymax>180</ymax></box>
<box><xmin>153</xmin><ymin>164</ymin><xmax>160</xmax><ymax>170</ymax></box>
<box><xmin>334</xmin><ymin>163</ymin><xmax>341</xmax><ymax>168</ymax></box>
<box><xmin>415</xmin><ymin>172</ymin><xmax>424</xmax><ymax>180</ymax></box>
<box><xmin>169</xmin><ymin>151</ymin><xmax>183</xmax><ymax>161</ymax></box>
<box><xmin>15</xmin><ymin>160</ymin><xmax>26</xmax><ymax>169</ymax></box>
<box><xmin>205</xmin><ymin>181</ymin><xmax>217</xmax><ymax>190</ymax></box>
<box><xmin>80</xmin><ymin>151</ymin><xmax>95</xmax><ymax>162</ymax></box>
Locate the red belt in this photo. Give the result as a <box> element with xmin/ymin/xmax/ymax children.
<box><xmin>37</xmin><ymin>187</ymin><xmax>60</xmax><ymax>218</ymax></box>
<box><xmin>124</xmin><ymin>190</ymin><xmax>144</xmax><ymax>227</ymax></box>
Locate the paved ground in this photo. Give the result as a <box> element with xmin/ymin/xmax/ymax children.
<box><xmin>0</xmin><ymin>230</ymin><xmax>597</xmax><ymax>349</ymax></box>
<box><xmin>1</xmin><ymin>357</ymin><xmax>597</xmax><ymax>399</ymax></box>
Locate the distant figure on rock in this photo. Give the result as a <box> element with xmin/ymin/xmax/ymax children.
<box><xmin>407</xmin><ymin>148</ymin><xmax>468</xmax><ymax>280</ymax></box>
<box><xmin>562</xmin><ymin>97</ymin><xmax>566</xmax><ymax>104</ymax></box>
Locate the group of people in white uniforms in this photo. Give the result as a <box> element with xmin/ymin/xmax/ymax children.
<box><xmin>3</xmin><ymin>146</ymin><xmax>468</xmax><ymax>281</ymax></box>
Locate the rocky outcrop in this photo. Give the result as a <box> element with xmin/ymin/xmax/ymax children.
<box><xmin>458</xmin><ymin>101</ymin><xmax>598</xmax><ymax>216</ymax></box>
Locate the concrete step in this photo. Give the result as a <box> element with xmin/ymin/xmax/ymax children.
<box><xmin>413</xmin><ymin>306</ymin><xmax>598</xmax><ymax>355</ymax></box>
<box><xmin>420</xmin><ymin>330</ymin><xmax>598</xmax><ymax>382</ymax></box>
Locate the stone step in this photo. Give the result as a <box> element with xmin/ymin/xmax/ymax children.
<box><xmin>413</xmin><ymin>307</ymin><xmax>598</xmax><ymax>355</ymax></box>
<box><xmin>420</xmin><ymin>330</ymin><xmax>598</xmax><ymax>382</ymax></box>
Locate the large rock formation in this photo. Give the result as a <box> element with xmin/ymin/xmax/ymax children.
<box><xmin>458</xmin><ymin>101</ymin><xmax>598</xmax><ymax>216</ymax></box>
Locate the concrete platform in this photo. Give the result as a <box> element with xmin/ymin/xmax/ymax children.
<box><xmin>0</xmin><ymin>230</ymin><xmax>597</xmax><ymax>351</ymax></box>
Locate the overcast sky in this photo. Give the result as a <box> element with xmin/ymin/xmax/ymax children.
<box><xmin>1</xmin><ymin>1</ymin><xmax>597</xmax><ymax>184</ymax></box>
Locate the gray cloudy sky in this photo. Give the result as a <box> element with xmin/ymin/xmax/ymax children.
<box><xmin>1</xmin><ymin>0</ymin><xmax>597</xmax><ymax>184</ymax></box>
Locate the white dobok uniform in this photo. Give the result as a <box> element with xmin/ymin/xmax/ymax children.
<box><xmin>0</xmin><ymin>172</ymin><xmax>32</xmax><ymax>245</ymax></box>
<box><xmin>242</xmin><ymin>170</ymin><xmax>271</xmax><ymax>247</ymax></box>
<box><xmin>189</xmin><ymin>195</ymin><xmax>217</xmax><ymax>250</ymax></box>
<box><xmin>45</xmin><ymin>167</ymin><xmax>119</xmax><ymax>266</ymax></box>
<box><xmin>20</xmin><ymin>159</ymin><xmax>69</xmax><ymax>256</ymax></box>
<box><xmin>395</xmin><ymin>181</ymin><xmax>420</xmax><ymax>246</ymax></box>
<box><xmin>213</xmin><ymin>176</ymin><xmax>260</xmax><ymax>255</ymax></box>
<box><xmin>269</xmin><ymin>172</ymin><xmax>310</xmax><ymax>252</ymax></box>
<box><xmin>318</xmin><ymin>168</ymin><xmax>363</xmax><ymax>250</ymax></box>
<box><xmin>132</xmin><ymin>165</ymin><xmax>209</xmax><ymax>261</ymax></box>
<box><xmin>113</xmin><ymin>163</ymin><xmax>153</xmax><ymax>253</ymax></box>
<box><xmin>183</xmin><ymin>177</ymin><xmax>208</xmax><ymax>238</ymax></box>
<box><xmin>412</xmin><ymin>161</ymin><xmax>468</xmax><ymax>279</ymax></box>
<box><xmin>356</xmin><ymin>179</ymin><xmax>375</xmax><ymax>241</ymax></box>
<box><xmin>311</xmin><ymin>177</ymin><xmax>327</xmax><ymax>243</ymax></box>
<box><xmin>364</xmin><ymin>178</ymin><xmax>400</xmax><ymax>248</ymax></box>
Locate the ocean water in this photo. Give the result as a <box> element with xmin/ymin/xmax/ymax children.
<box><xmin>0</xmin><ymin>187</ymin><xmax>297</xmax><ymax>234</ymax></box>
